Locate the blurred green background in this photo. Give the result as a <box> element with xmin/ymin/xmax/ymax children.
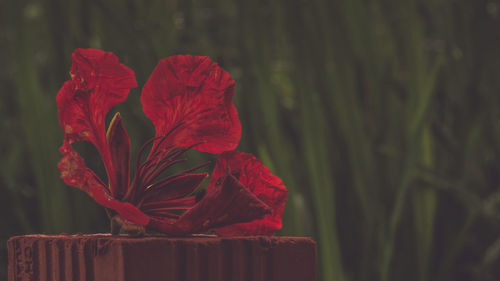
<box><xmin>2</xmin><ymin>0</ymin><xmax>500</xmax><ymax>280</ymax></box>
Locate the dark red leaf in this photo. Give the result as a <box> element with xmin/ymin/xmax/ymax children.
<box><xmin>141</xmin><ymin>55</ymin><xmax>241</xmax><ymax>154</ymax></box>
<box><xmin>106</xmin><ymin>113</ymin><xmax>131</xmax><ymax>199</ymax></box>
<box><xmin>209</xmin><ymin>151</ymin><xmax>288</xmax><ymax>236</ymax></box>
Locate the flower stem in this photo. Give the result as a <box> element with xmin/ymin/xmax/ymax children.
<box><xmin>110</xmin><ymin>216</ymin><xmax>122</xmax><ymax>235</ymax></box>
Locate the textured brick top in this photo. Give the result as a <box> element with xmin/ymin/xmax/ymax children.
<box><xmin>8</xmin><ymin>234</ymin><xmax>316</xmax><ymax>281</ymax></box>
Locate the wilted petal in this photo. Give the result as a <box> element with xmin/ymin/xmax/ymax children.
<box><xmin>141</xmin><ymin>55</ymin><xmax>241</xmax><ymax>154</ymax></box>
<box><xmin>209</xmin><ymin>151</ymin><xmax>288</xmax><ymax>236</ymax></box>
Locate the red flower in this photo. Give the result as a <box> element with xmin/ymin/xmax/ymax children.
<box><xmin>56</xmin><ymin>48</ymin><xmax>287</xmax><ymax>236</ymax></box>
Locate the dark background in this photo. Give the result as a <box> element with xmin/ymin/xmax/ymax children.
<box><xmin>2</xmin><ymin>0</ymin><xmax>500</xmax><ymax>280</ymax></box>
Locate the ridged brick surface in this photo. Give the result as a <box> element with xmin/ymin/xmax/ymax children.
<box><xmin>8</xmin><ymin>234</ymin><xmax>316</xmax><ymax>281</ymax></box>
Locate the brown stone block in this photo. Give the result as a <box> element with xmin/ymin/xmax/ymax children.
<box><xmin>8</xmin><ymin>234</ymin><xmax>316</xmax><ymax>281</ymax></box>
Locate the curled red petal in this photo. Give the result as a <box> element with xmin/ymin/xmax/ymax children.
<box><xmin>58</xmin><ymin>140</ymin><xmax>149</xmax><ymax>226</ymax></box>
<box><xmin>209</xmin><ymin>151</ymin><xmax>288</xmax><ymax>236</ymax></box>
<box><xmin>147</xmin><ymin>174</ymin><xmax>270</xmax><ymax>236</ymax></box>
<box><xmin>141</xmin><ymin>55</ymin><xmax>241</xmax><ymax>154</ymax></box>
<box><xmin>56</xmin><ymin>48</ymin><xmax>137</xmax><ymax>196</ymax></box>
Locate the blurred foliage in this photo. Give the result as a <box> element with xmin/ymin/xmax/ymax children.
<box><xmin>1</xmin><ymin>0</ymin><xmax>500</xmax><ymax>280</ymax></box>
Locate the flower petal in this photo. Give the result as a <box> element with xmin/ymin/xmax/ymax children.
<box><xmin>209</xmin><ymin>151</ymin><xmax>288</xmax><ymax>236</ymax></box>
<box><xmin>56</xmin><ymin>48</ymin><xmax>137</xmax><ymax>196</ymax></box>
<box><xmin>58</xmin><ymin>140</ymin><xmax>149</xmax><ymax>226</ymax></box>
<box><xmin>58</xmin><ymin>139</ymin><xmax>107</xmax><ymax>194</ymax></box>
<box><xmin>148</xmin><ymin>174</ymin><xmax>270</xmax><ymax>236</ymax></box>
<box><xmin>141</xmin><ymin>55</ymin><xmax>241</xmax><ymax>154</ymax></box>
